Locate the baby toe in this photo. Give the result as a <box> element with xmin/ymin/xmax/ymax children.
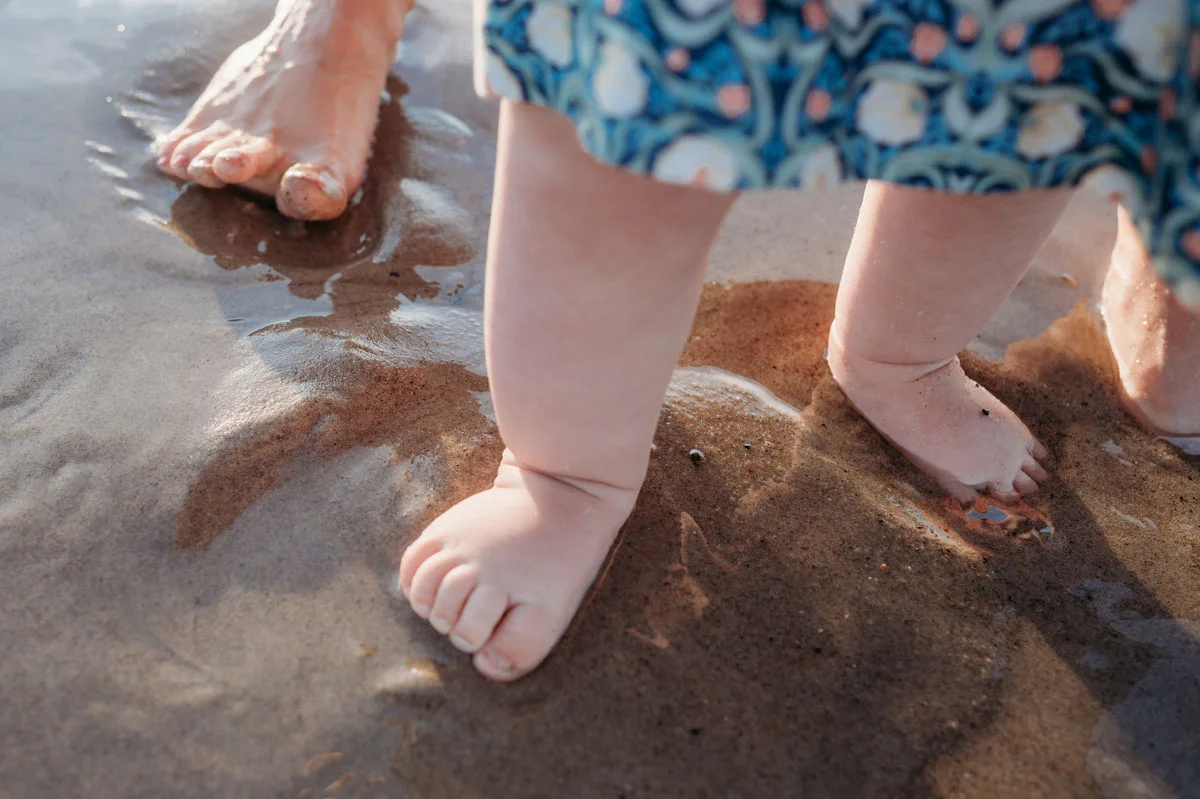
<box><xmin>1030</xmin><ymin>439</ymin><xmax>1050</xmax><ymax>461</ymax></box>
<box><xmin>429</xmin><ymin>566</ymin><xmax>477</xmax><ymax>635</ymax></box>
<box><xmin>1013</xmin><ymin>470</ymin><xmax>1039</xmax><ymax>495</ymax></box>
<box><xmin>398</xmin><ymin>536</ymin><xmax>442</xmax><ymax>596</ymax></box>
<box><xmin>474</xmin><ymin>603</ymin><xmax>563</xmax><ymax>682</ymax></box>
<box><xmin>448</xmin><ymin>584</ymin><xmax>509</xmax><ymax>654</ymax></box>
<box><xmin>986</xmin><ymin>477</ymin><xmax>1021</xmax><ymax>506</ymax></box>
<box><xmin>1022</xmin><ymin>455</ymin><xmax>1049</xmax><ymax>483</ymax></box>
<box><xmin>407</xmin><ymin>550</ymin><xmax>458</xmax><ymax>618</ymax></box>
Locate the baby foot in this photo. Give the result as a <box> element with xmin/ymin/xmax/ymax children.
<box><xmin>157</xmin><ymin>0</ymin><xmax>409</xmax><ymax>220</ymax></box>
<box><xmin>398</xmin><ymin>453</ymin><xmax>636</xmax><ymax>682</ymax></box>
<box><xmin>828</xmin><ymin>333</ymin><xmax>1050</xmax><ymax>504</ymax></box>
<box><xmin>1102</xmin><ymin>237</ymin><xmax>1200</xmax><ymax>448</ymax></box>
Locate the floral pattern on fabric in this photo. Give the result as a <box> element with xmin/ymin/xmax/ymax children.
<box><xmin>478</xmin><ymin>0</ymin><xmax>1200</xmax><ymax>309</ymax></box>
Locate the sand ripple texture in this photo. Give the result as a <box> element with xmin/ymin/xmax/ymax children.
<box><xmin>1</xmin><ymin>1</ymin><xmax>1197</xmax><ymax>797</ymax></box>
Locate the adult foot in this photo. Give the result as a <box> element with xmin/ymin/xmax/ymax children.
<box><xmin>828</xmin><ymin>333</ymin><xmax>1050</xmax><ymax>504</ymax></box>
<box><xmin>398</xmin><ymin>453</ymin><xmax>635</xmax><ymax>682</ymax></box>
<box><xmin>156</xmin><ymin>0</ymin><xmax>409</xmax><ymax>221</ymax></box>
<box><xmin>1102</xmin><ymin>216</ymin><xmax>1200</xmax><ymax>449</ymax></box>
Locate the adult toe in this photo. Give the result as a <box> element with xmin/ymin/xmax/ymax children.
<box><xmin>213</xmin><ymin>136</ymin><xmax>279</xmax><ymax>185</ymax></box>
<box><xmin>166</xmin><ymin>124</ymin><xmax>231</xmax><ymax>181</ymax></box>
<box><xmin>185</xmin><ymin>136</ymin><xmax>241</xmax><ymax>189</ymax></box>
<box><xmin>276</xmin><ymin>162</ymin><xmax>350</xmax><ymax>221</ymax></box>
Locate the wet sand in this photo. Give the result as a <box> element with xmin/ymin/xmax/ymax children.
<box><xmin>1</xmin><ymin>1</ymin><xmax>1198</xmax><ymax>797</ymax></box>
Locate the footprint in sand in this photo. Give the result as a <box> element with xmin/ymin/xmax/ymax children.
<box><xmin>628</xmin><ymin>368</ymin><xmax>789</xmax><ymax>650</ymax></box>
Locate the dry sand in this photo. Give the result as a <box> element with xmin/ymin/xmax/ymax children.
<box><xmin>1</xmin><ymin>1</ymin><xmax>1197</xmax><ymax>797</ymax></box>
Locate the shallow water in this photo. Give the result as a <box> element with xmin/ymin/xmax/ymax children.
<box><xmin>1</xmin><ymin>1</ymin><xmax>1198</xmax><ymax>797</ymax></box>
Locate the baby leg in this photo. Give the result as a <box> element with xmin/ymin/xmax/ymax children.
<box><xmin>1103</xmin><ymin>205</ymin><xmax>1200</xmax><ymax>447</ymax></box>
<box><xmin>828</xmin><ymin>182</ymin><xmax>1072</xmax><ymax>502</ymax></box>
<box><xmin>398</xmin><ymin>103</ymin><xmax>735</xmax><ymax>681</ymax></box>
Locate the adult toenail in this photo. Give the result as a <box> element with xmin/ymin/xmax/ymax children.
<box><xmin>449</xmin><ymin>633</ymin><xmax>478</xmax><ymax>653</ymax></box>
<box><xmin>480</xmin><ymin>649</ymin><xmax>514</xmax><ymax>674</ymax></box>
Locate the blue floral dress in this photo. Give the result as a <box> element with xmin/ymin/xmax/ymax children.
<box><xmin>474</xmin><ymin>0</ymin><xmax>1200</xmax><ymax>310</ymax></box>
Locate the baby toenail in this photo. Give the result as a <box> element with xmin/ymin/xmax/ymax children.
<box><xmin>480</xmin><ymin>649</ymin><xmax>513</xmax><ymax>673</ymax></box>
<box><xmin>411</xmin><ymin>602</ymin><xmax>430</xmax><ymax>617</ymax></box>
<box><xmin>449</xmin><ymin>632</ymin><xmax>478</xmax><ymax>653</ymax></box>
<box><xmin>430</xmin><ymin>615</ymin><xmax>451</xmax><ymax>633</ymax></box>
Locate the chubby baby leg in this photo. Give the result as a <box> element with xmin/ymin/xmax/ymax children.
<box><xmin>1103</xmin><ymin>205</ymin><xmax>1200</xmax><ymax>449</ymax></box>
<box><xmin>398</xmin><ymin>103</ymin><xmax>735</xmax><ymax>681</ymax></box>
<box><xmin>828</xmin><ymin>182</ymin><xmax>1072</xmax><ymax>503</ymax></box>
